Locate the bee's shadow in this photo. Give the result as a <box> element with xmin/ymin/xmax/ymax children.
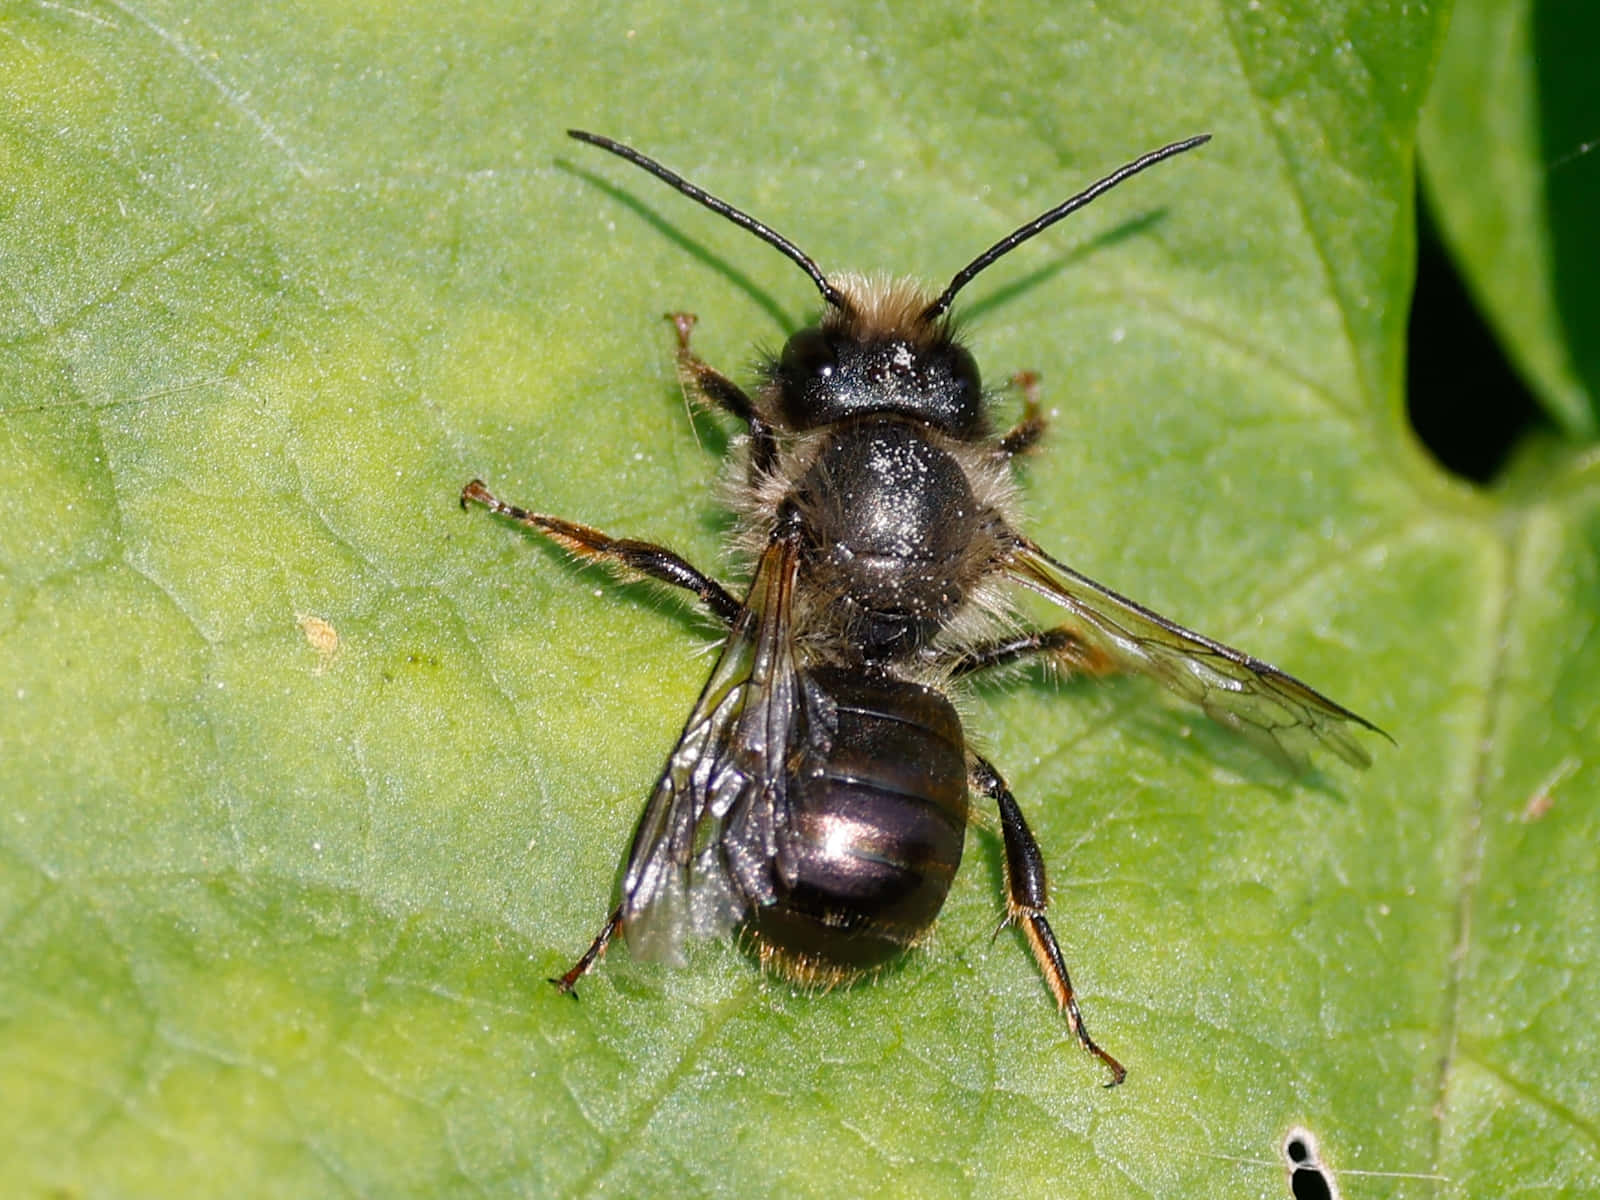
<box><xmin>559</xmin><ymin>161</ymin><xmax>803</xmax><ymax>336</ymax></box>
<box><xmin>958</xmin><ymin>210</ymin><xmax>1170</xmax><ymax>325</ymax></box>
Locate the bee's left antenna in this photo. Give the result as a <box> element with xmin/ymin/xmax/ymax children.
<box><xmin>568</xmin><ymin>130</ymin><xmax>848</xmax><ymax>312</ymax></box>
<box><xmin>922</xmin><ymin>133</ymin><xmax>1211</xmax><ymax>321</ymax></box>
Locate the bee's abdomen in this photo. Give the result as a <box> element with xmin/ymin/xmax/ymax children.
<box><xmin>747</xmin><ymin>667</ymin><xmax>968</xmax><ymax>986</ymax></box>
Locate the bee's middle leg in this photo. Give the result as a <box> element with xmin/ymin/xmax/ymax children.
<box><xmin>460</xmin><ymin>479</ymin><xmax>741</xmax><ymax>626</ymax></box>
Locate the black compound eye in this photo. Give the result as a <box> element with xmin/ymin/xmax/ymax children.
<box><xmin>780</xmin><ymin>326</ymin><xmax>836</xmax><ymax>382</ymax></box>
<box><xmin>922</xmin><ymin>341</ymin><xmax>982</xmax><ymax>435</ymax></box>
<box><xmin>947</xmin><ymin>343</ymin><xmax>980</xmax><ymax>404</ymax></box>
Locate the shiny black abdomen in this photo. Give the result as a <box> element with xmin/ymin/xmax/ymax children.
<box><xmin>746</xmin><ymin>665</ymin><xmax>968</xmax><ymax>978</ymax></box>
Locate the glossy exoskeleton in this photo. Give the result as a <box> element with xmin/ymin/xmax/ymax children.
<box><xmin>462</xmin><ymin>130</ymin><xmax>1386</xmax><ymax>1085</ymax></box>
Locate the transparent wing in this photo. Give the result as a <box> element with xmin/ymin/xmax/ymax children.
<box><xmin>1008</xmin><ymin>539</ymin><xmax>1387</xmax><ymax>769</ymax></box>
<box><xmin>618</xmin><ymin>529</ymin><xmax>804</xmax><ymax>966</ymax></box>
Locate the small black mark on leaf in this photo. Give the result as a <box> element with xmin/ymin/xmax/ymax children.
<box><xmin>1283</xmin><ymin>1127</ymin><xmax>1338</xmax><ymax>1200</ymax></box>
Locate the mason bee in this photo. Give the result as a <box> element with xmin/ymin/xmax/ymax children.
<box><xmin>462</xmin><ymin>130</ymin><xmax>1384</xmax><ymax>1085</ymax></box>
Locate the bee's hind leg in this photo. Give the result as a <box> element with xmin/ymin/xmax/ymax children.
<box><xmin>969</xmin><ymin>753</ymin><xmax>1126</xmax><ymax>1086</ymax></box>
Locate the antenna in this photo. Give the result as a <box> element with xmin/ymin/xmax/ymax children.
<box><xmin>568</xmin><ymin>130</ymin><xmax>847</xmax><ymax>311</ymax></box>
<box><xmin>921</xmin><ymin>134</ymin><xmax>1211</xmax><ymax>321</ymax></box>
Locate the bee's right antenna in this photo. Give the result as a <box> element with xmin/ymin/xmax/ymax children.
<box><xmin>922</xmin><ymin>134</ymin><xmax>1211</xmax><ymax>322</ymax></box>
<box><xmin>568</xmin><ymin>130</ymin><xmax>849</xmax><ymax>313</ymax></box>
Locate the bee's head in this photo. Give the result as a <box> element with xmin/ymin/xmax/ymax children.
<box><xmin>772</xmin><ymin>277</ymin><xmax>983</xmax><ymax>436</ymax></box>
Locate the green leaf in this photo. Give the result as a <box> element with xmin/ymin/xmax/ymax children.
<box><xmin>3</xmin><ymin>1</ymin><xmax>1597</xmax><ymax>1196</ymax></box>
